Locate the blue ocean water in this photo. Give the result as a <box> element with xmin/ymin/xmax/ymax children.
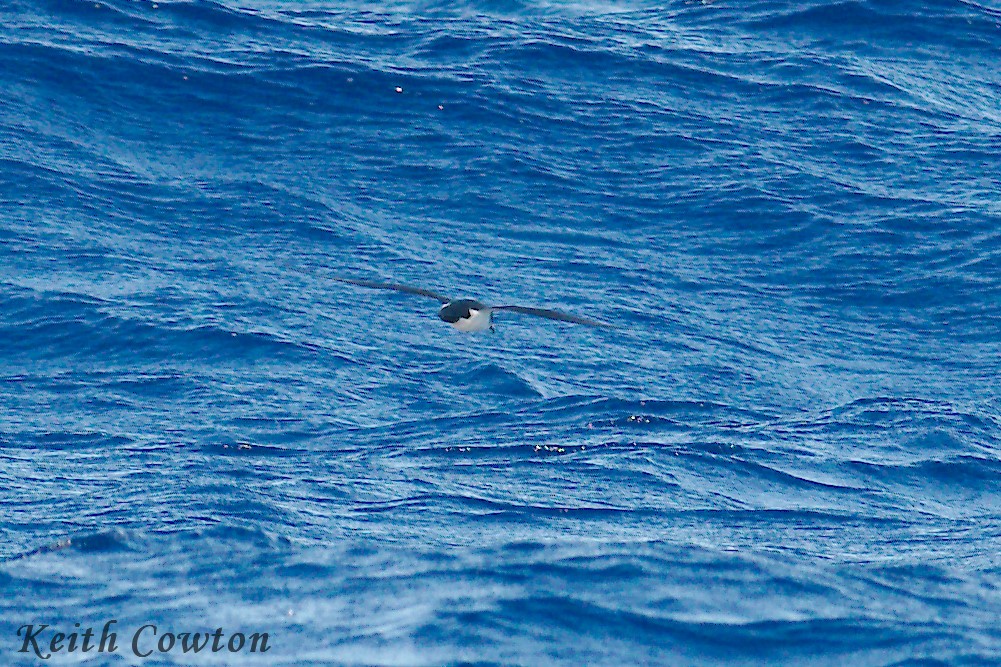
<box><xmin>2</xmin><ymin>0</ymin><xmax>1001</xmax><ymax>664</ymax></box>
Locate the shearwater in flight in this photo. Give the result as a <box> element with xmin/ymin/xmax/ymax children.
<box><xmin>334</xmin><ymin>278</ymin><xmax>614</xmax><ymax>333</ymax></box>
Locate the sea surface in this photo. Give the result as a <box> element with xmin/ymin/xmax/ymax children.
<box><xmin>2</xmin><ymin>0</ymin><xmax>1001</xmax><ymax>665</ymax></box>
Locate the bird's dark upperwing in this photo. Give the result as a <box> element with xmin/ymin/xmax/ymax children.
<box><xmin>493</xmin><ymin>305</ymin><xmax>615</xmax><ymax>328</ymax></box>
<box><xmin>334</xmin><ymin>278</ymin><xmax>451</xmax><ymax>304</ymax></box>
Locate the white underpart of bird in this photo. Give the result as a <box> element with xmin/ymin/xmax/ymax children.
<box><xmin>450</xmin><ymin>306</ymin><xmax>493</xmax><ymax>332</ymax></box>
<box><xmin>333</xmin><ymin>277</ymin><xmax>613</xmax><ymax>333</ymax></box>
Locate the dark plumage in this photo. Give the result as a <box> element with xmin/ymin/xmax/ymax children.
<box><xmin>438</xmin><ymin>299</ymin><xmax>488</xmax><ymax>324</ymax></box>
<box><xmin>334</xmin><ymin>277</ymin><xmax>614</xmax><ymax>332</ymax></box>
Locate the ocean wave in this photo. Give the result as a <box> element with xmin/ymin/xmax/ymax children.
<box><xmin>3</xmin><ymin>0</ymin><xmax>1001</xmax><ymax>664</ymax></box>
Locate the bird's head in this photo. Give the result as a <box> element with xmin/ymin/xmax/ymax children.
<box><xmin>438</xmin><ymin>300</ymin><xmax>476</xmax><ymax>323</ymax></box>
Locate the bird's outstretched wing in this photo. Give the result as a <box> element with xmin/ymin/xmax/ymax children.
<box><xmin>493</xmin><ymin>305</ymin><xmax>615</xmax><ymax>328</ymax></box>
<box><xmin>334</xmin><ymin>278</ymin><xmax>451</xmax><ymax>304</ymax></box>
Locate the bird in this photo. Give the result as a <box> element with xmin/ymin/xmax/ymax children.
<box><xmin>333</xmin><ymin>277</ymin><xmax>614</xmax><ymax>333</ymax></box>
